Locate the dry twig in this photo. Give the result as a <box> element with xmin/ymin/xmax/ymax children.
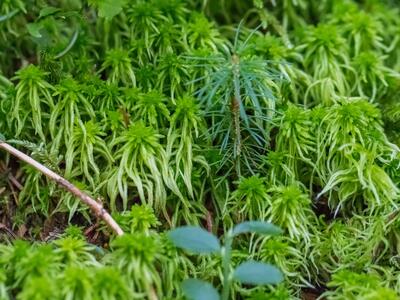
<box><xmin>0</xmin><ymin>140</ymin><xmax>124</xmax><ymax>236</ymax></box>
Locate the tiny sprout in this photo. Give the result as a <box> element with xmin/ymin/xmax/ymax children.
<box><xmin>168</xmin><ymin>221</ymin><xmax>283</xmax><ymax>300</ymax></box>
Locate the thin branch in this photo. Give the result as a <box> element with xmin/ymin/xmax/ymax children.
<box><xmin>0</xmin><ymin>140</ymin><xmax>124</xmax><ymax>236</ymax></box>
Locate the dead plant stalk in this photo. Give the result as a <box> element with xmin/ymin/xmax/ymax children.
<box><xmin>0</xmin><ymin>140</ymin><xmax>124</xmax><ymax>236</ymax></box>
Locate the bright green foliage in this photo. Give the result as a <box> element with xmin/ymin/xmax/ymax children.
<box><xmin>88</xmin><ymin>0</ymin><xmax>126</xmax><ymax>20</ymax></box>
<box><xmin>2</xmin><ymin>0</ymin><xmax>400</xmax><ymax>299</ymax></box>
<box><xmin>226</xmin><ymin>175</ymin><xmax>270</xmax><ymax>222</ymax></box>
<box><xmin>323</xmin><ymin>270</ymin><xmax>398</xmax><ymax>300</ymax></box>
<box><xmin>100</xmin><ymin>49</ymin><xmax>136</xmax><ymax>86</ymax></box>
<box><xmin>298</xmin><ymin>24</ymin><xmax>349</xmax><ymax>104</ymax></box>
<box><xmin>274</xmin><ymin>104</ymin><xmax>315</xmax><ymax>183</ymax></box>
<box><xmin>65</xmin><ymin>120</ymin><xmax>113</xmax><ymax>187</ymax></box>
<box><xmin>110</xmin><ymin>121</ymin><xmax>182</xmax><ymax>213</ymax></box>
<box><xmin>107</xmin><ymin>233</ymin><xmax>162</xmax><ymax>295</ymax></box>
<box><xmin>50</xmin><ymin>78</ymin><xmax>95</xmax><ymax>149</ymax></box>
<box><xmin>92</xmin><ymin>267</ymin><xmax>132</xmax><ymax>300</ymax></box>
<box><xmin>267</xmin><ymin>184</ymin><xmax>317</xmax><ymax>243</ymax></box>
<box><xmin>12</xmin><ymin>65</ymin><xmax>54</xmax><ymax>140</ymax></box>
<box><xmin>17</xmin><ymin>276</ymin><xmax>57</xmax><ymax>300</ymax></box>
<box><xmin>115</xmin><ymin>204</ymin><xmax>160</xmax><ymax>234</ymax></box>
<box><xmin>256</xmin><ymin>237</ymin><xmax>311</xmax><ymax>288</ymax></box>
<box><xmin>167</xmin><ymin>95</ymin><xmax>209</xmax><ymax>198</ymax></box>
<box><xmin>0</xmin><ymin>233</ymin><xmax>189</xmax><ymax>299</ymax></box>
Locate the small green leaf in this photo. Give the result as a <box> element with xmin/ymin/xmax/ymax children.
<box><xmin>0</xmin><ymin>133</ymin><xmax>5</xmax><ymax>142</ymax></box>
<box><xmin>232</xmin><ymin>221</ymin><xmax>282</xmax><ymax>236</ymax></box>
<box><xmin>168</xmin><ymin>226</ymin><xmax>221</xmax><ymax>254</ymax></box>
<box><xmin>182</xmin><ymin>279</ymin><xmax>220</xmax><ymax>300</ymax></box>
<box><xmin>39</xmin><ymin>7</ymin><xmax>61</xmax><ymax>19</ymax></box>
<box><xmin>91</xmin><ymin>0</ymin><xmax>125</xmax><ymax>19</ymax></box>
<box><xmin>27</xmin><ymin>22</ymin><xmax>44</xmax><ymax>38</ymax></box>
<box><xmin>234</xmin><ymin>260</ymin><xmax>283</xmax><ymax>285</ymax></box>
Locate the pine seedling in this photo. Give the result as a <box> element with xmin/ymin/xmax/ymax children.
<box><xmin>193</xmin><ymin>23</ymin><xmax>282</xmax><ymax>177</ymax></box>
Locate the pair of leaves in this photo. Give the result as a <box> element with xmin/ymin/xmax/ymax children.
<box><xmin>182</xmin><ymin>262</ymin><xmax>283</xmax><ymax>300</ymax></box>
<box><xmin>168</xmin><ymin>221</ymin><xmax>284</xmax><ymax>300</ymax></box>
<box><xmin>168</xmin><ymin>221</ymin><xmax>282</xmax><ymax>254</ymax></box>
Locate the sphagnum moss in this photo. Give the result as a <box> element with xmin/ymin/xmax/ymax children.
<box><xmin>1</xmin><ymin>0</ymin><xmax>400</xmax><ymax>299</ymax></box>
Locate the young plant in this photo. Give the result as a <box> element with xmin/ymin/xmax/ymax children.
<box><xmin>53</xmin><ymin>231</ymin><xmax>100</xmax><ymax>268</ymax></box>
<box><xmin>17</xmin><ymin>276</ymin><xmax>57</xmax><ymax>300</ymax></box>
<box><xmin>156</xmin><ymin>52</ymin><xmax>190</xmax><ymax>99</ymax></box>
<box><xmin>262</xmin><ymin>150</ymin><xmax>295</xmax><ymax>185</ymax></box>
<box><xmin>248</xmin><ymin>34</ymin><xmax>312</xmax><ymax>105</ymax></box>
<box><xmin>59</xmin><ymin>266</ymin><xmax>93</xmax><ymax>300</ymax></box>
<box><xmin>168</xmin><ymin>221</ymin><xmax>283</xmax><ymax>300</ymax></box>
<box><xmin>193</xmin><ymin>24</ymin><xmax>282</xmax><ymax>177</ymax></box>
<box><xmin>185</xmin><ymin>12</ymin><xmax>224</xmax><ymax>52</ymax></box>
<box><xmin>315</xmin><ymin>98</ymin><xmax>399</xmax><ymax>214</ymax></box>
<box><xmin>0</xmin><ymin>270</ymin><xmax>7</xmax><ymax>300</ymax></box>
<box><xmin>331</xmin><ymin>10</ymin><xmax>385</xmax><ymax>56</ymax></box>
<box><xmin>92</xmin><ymin>267</ymin><xmax>133</xmax><ymax>300</ymax></box>
<box><xmin>126</xmin><ymin>0</ymin><xmax>167</xmax><ymax>56</ymax></box>
<box><xmin>311</xmin><ymin>219</ymin><xmax>374</xmax><ymax>281</ymax></box>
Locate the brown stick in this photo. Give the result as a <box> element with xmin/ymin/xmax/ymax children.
<box><xmin>0</xmin><ymin>141</ymin><xmax>124</xmax><ymax>236</ymax></box>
